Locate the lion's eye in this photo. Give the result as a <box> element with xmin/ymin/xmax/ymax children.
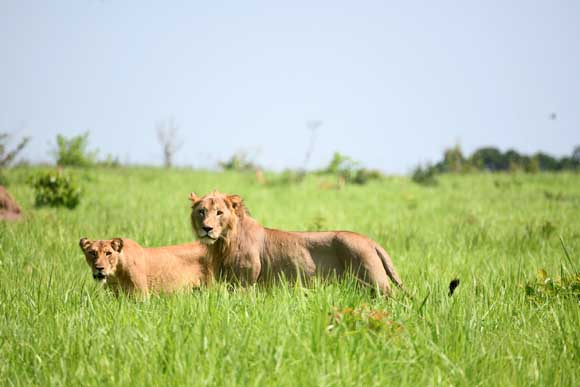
<box><xmin>198</xmin><ymin>209</ymin><xmax>205</xmax><ymax>216</ymax></box>
<box><xmin>105</xmin><ymin>251</ymin><xmax>112</xmax><ymax>256</ymax></box>
<box><xmin>217</xmin><ymin>210</ymin><xmax>223</xmax><ymax>216</ymax></box>
<box><xmin>91</xmin><ymin>251</ymin><xmax>98</xmax><ymax>258</ymax></box>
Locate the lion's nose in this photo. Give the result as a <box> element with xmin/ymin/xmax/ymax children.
<box><xmin>95</xmin><ymin>266</ymin><xmax>105</xmax><ymax>272</ymax></box>
<box><xmin>202</xmin><ymin>226</ymin><xmax>213</xmax><ymax>233</ymax></box>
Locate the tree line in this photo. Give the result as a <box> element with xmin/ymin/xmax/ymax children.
<box><xmin>433</xmin><ymin>145</ymin><xmax>580</xmax><ymax>173</ymax></box>
<box><xmin>2</xmin><ymin>131</ymin><xmax>579</xmax><ymax>175</ymax></box>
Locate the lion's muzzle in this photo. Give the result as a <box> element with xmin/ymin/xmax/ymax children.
<box><xmin>93</xmin><ymin>272</ymin><xmax>107</xmax><ymax>281</ymax></box>
<box><xmin>199</xmin><ymin>235</ymin><xmax>218</xmax><ymax>245</ymax></box>
<box><xmin>198</xmin><ymin>226</ymin><xmax>218</xmax><ymax>244</ymax></box>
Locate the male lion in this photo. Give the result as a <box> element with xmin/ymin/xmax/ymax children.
<box><xmin>79</xmin><ymin>237</ymin><xmax>211</xmax><ymax>296</ymax></box>
<box><xmin>188</xmin><ymin>191</ymin><xmax>406</xmax><ymax>297</ymax></box>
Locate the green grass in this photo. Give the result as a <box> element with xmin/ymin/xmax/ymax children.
<box><xmin>1</xmin><ymin>167</ymin><xmax>580</xmax><ymax>386</ymax></box>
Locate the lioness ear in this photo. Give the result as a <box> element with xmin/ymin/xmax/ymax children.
<box><xmin>79</xmin><ymin>237</ymin><xmax>91</xmax><ymax>251</ymax></box>
<box><xmin>188</xmin><ymin>192</ymin><xmax>199</xmax><ymax>204</ymax></box>
<box><xmin>111</xmin><ymin>238</ymin><xmax>124</xmax><ymax>253</ymax></box>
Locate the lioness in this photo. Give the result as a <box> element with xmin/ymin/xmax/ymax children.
<box><xmin>79</xmin><ymin>237</ymin><xmax>211</xmax><ymax>296</ymax></box>
<box><xmin>188</xmin><ymin>191</ymin><xmax>405</xmax><ymax>297</ymax></box>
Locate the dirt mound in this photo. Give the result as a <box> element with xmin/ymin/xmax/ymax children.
<box><xmin>0</xmin><ymin>186</ymin><xmax>22</xmax><ymax>220</ymax></box>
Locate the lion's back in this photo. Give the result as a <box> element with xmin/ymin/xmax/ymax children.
<box><xmin>142</xmin><ymin>242</ymin><xmax>208</xmax><ymax>291</ymax></box>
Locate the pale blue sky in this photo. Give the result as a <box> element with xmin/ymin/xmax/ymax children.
<box><xmin>1</xmin><ymin>0</ymin><xmax>579</xmax><ymax>173</ymax></box>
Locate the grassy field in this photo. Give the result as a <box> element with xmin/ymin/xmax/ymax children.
<box><xmin>1</xmin><ymin>167</ymin><xmax>579</xmax><ymax>386</ymax></box>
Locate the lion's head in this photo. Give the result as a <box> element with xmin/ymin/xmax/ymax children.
<box><xmin>188</xmin><ymin>191</ymin><xmax>246</xmax><ymax>245</ymax></box>
<box><xmin>79</xmin><ymin>238</ymin><xmax>124</xmax><ymax>283</ymax></box>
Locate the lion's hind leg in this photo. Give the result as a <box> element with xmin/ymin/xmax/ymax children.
<box><xmin>347</xmin><ymin>260</ymin><xmax>392</xmax><ymax>297</ymax></box>
<box><xmin>340</xmin><ymin>247</ymin><xmax>393</xmax><ymax>297</ymax></box>
<box><xmin>333</xmin><ymin>233</ymin><xmax>394</xmax><ymax>297</ymax></box>
<box><xmin>360</xmin><ymin>263</ymin><xmax>393</xmax><ymax>297</ymax></box>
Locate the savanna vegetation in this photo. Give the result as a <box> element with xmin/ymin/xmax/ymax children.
<box><xmin>1</xmin><ymin>164</ymin><xmax>579</xmax><ymax>386</ymax></box>
<box><xmin>427</xmin><ymin>144</ymin><xmax>580</xmax><ymax>175</ymax></box>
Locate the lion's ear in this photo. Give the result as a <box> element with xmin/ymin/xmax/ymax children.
<box><xmin>227</xmin><ymin>194</ymin><xmax>248</xmax><ymax>217</ymax></box>
<box><xmin>188</xmin><ymin>192</ymin><xmax>199</xmax><ymax>204</ymax></box>
<box><xmin>111</xmin><ymin>238</ymin><xmax>124</xmax><ymax>253</ymax></box>
<box><xmin>79</xmin><ymin>237</ymin><xmax>92</xmax><ymax>251</ymax></box>
<box><xmin>228</xmin><ymin>194</ymin><xmax>242</xmax><ymax>209</ymax></box>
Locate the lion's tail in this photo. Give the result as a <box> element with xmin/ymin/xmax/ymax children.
<box><xmin>375</xmin><ymin>245</ymin><xmax>413</xmax><ymax>298</ymax></box>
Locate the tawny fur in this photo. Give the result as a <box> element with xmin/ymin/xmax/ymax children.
<box><xmin>79</xmin><ymin>237</ymin><xmax>211</xmax><ymax>296</ymax></box>
<box><xmin>189</xmin><ymin>191</ymin><xmax>404</xmax><ymax>297</ymax></box>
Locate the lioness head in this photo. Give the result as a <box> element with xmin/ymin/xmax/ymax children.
<box><xmin>79</xmin><ymin>238</ymin><xmax>124</xmax><ymax>283</ymax></box>
<box><xmin>188</xmin><ymin>191</ymin><xmax>246</xmax><ymax>245</ymax></box>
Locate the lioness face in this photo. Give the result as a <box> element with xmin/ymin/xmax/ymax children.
<box><xmin>189</xmin><ymin>192</ymin><xmax>242</xmax><ymax>245</ymax></box>
<box><xmin>79</xmin><ymin>238</ymin><xmax>124</xmax><ymax>283</ymax></box>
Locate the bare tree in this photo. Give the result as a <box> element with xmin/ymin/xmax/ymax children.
<box><xmin>0</xmin><ymin>133</ymin><xmax>30</xmax><ymax>168</ymax></box>
<box><xmin>573</xmin><ymin>145</ymin><xmax>580</xmax><ymax>164</ymax></box>
<box><xmin>303</xmin><ymin>120</ymin><xmax>323</xmax><ymax>170</ymax></box>
<box><xmin>1</xmin><ymin>132</ymin><xmax>28</xmax><ymax>218</ymax></box>
<box><xmin>156</xmin><ymin>118</ymin><xmax>183</xmax><ymax>168</ymax></box>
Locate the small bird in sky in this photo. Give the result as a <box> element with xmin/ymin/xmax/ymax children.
<box><xmin>549</xmin><ymin>112</ymin><xmax>557</xmax><ymax>120</ymax></box>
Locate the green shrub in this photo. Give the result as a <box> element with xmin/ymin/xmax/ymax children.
<box><xmin>352</xmin><ymin>168</ymin><xmax>382</xmax><ymax>185</ymax></box>
<box><xmin>323</xmin><ymin>152</ymin><xmax>358</xmax><ymax>176</ymax></box>
<box><xmin>53</xmin><ymin>132</ymin><xmax>97</xmax><ymax>167</ymax></box>
<box><xmin>321</xmin><ymin>152</ymin><xmax>382</xmax><ymax>185</ymax></box>
<box><xmin>411</xmin><ymin>164</ymin><xmax>438</xmax><ymax>186</ymax></box>
<box><xmin>219</xmin><ymin>151</ymin><xmax>258</xmax><ymax>172</ymax></box>
<box><xmin>32</xmin><ymin>170</ymin><xmax>81</xmax><ymax>209</ymax></box>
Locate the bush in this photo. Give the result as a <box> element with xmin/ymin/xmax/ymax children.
<box><xmin>323</xmin><ymin>152</ymin><xmax>353</xmax><ymax>175</ymax></box>
<box><xmin>321</xmin><ymin>152</ymin><xmax>382</xmax><ymax>185</ymax></box>
<box><xmin>32</xmin><ymin>171</ymin><xmax>81</xmax><ymax>209</ymax></box>
<box><xmin>53</xmin><ymin>132</ymin><xmax>97</xmax><ymax>167</ymax></box>
<box><xmin>438</xmin><ymin>144</ymin><xmax>465</xmax><ymax>173</ymax></box>
<box><xmin>352</xmin><ymin>168</ymin><xmax>383</xmax><ymax>185</ymax></box>
<box><xmin>219</xmin><ymin>151</ymin><xmax>259</xmax><ymax>172</ymax></box>
<box><xmin>411</xmin><ymin>164</ymin><xmax>438</xmax><ymax>186</ymax></box>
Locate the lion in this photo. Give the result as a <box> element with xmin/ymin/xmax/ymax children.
<box><xmin>79</xmin><ymin>237</ymin><xmax>211</xmax><ymax>296</ymax></box>
<box><xmin>188</xmin><ymin>191</ymin><xmax>406</xmax><ymax>297</ymax></box>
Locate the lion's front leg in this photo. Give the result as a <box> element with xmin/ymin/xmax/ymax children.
<box><xmin>235</xmin><ymin>252</ymin><xmax>261</xmax><ymax>286</ymax></box>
